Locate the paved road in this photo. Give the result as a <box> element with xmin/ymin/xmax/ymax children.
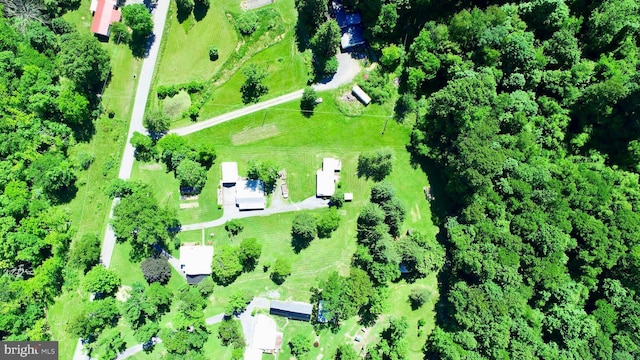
<box><xmin>99</xmin><ymin>0</ymin><xmax>171</xmax><ymax>269</ymax></box>
<box><xmin>75</xmin><ymin>0</ymin><xmax>172</xmax><ymax>359</ymax></box>
<box><xmin>314</xmin><ymin>52</ymin><xmax>362</xmax><ymax>92</ymax></box>
<box><xmin>181</xmin><ymin>196</ymin><xmax>329</xmax><ymax>231</ymax></box>
<box><xmin>114</xmin><ymin>338</ymin><xmax>162</xmax><ymax>360</ymax></box>
<box><xmin>171</xmin><ymin>52</ymin><xmax>362</xmax><ymax>137</ymax></box>
<box><xmin>171</xmin><ymin>89</ymin><xmax>304</xmax><ymax>136</ymax></box>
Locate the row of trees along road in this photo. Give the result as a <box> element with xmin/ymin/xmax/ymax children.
<box><xmin>331</xmin><ymin>0</ymin><xmax>640</xmax><ymax>358</ymax></box>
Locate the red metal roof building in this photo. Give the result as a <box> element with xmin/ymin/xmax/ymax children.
<box><xmin>90</xmin><ymin>0</ymin><xmax>121</xmax><ymax>37</ymax></box>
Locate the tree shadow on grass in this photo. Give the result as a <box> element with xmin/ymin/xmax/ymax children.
<box><xmin>176</xmin><ymin>7</ymin><xmax>191</xmax><ymax>23</ymax></box>
<box><xmin>407</xmin><ymin>147</ymin><xmax>460</xmax><ymax>333</ymax></box>
<box><xmin>130</xmin><ymin>33</ymin><xmax>155</xmax><ymax>58</ymax></box>
<box><xmin>54</xmin><ymin>183</ymin><xmax>79</xmax><ymax>205</ymax></box>
<box><xmin>193</xmin><ymin>1</ymin><xmax>209</xmax><ymax>21</ymax></box>
<box><xmin>291</xmin><ymin>234</ymin><xmax>312</xmax><ymax>254</ymax></box>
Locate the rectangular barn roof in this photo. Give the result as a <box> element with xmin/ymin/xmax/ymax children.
<box><xmin>90</xmin><ymin>0</ymin><xmax>121</xmax><ymax>37</ymax></box>
<box><xmin>352</xmin><ymin>85</ymin><xmax>371</xmax><ymax>105</ymax></box>
<box><xmin>323</xmin><ymin>158</ymin><xmax>341</xmax><ymax>172</ymax></box>
<box><xmin>316</xmin><ymin>169</ymin><xmax>336</xmax><ymax>197</ymax></box>
<box><xmin>236</xmin><ymin>179</ymin><xmax>266</xmax><ymax>210</ymax></box>
<box><xmin>221</xmin><ymin>162</ymin><xmax>239</xmax><ymax>184</ymax></box>
<box><xmin>270</xmin><ymin>300</ymin><xmax>313</xmax><ymax>315</ymax></box>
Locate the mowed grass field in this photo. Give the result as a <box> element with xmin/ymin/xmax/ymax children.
<box><xmin>150</xmin><ymin>0</ymin><xmax>309</xmax><ymax>128</ymax></box>
<box><xmin>49</xmin><ymin>0</ymin><xmax>145</xmax><ymax>358</ymax></box>
<box><xmin>198</xmin><ymin>29</ymin><xmax>308</xmax><ymax>120</ymax></box>
<box><xmin>154</xmin><ymin>0</ymin><xmax>238</xmax><ymax>86</ymax></box>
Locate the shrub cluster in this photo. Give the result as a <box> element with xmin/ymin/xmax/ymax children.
<box><xmin>156</xmin><ymin>81</ymin><xmax>206</xmax><ymax>99</ymax></box>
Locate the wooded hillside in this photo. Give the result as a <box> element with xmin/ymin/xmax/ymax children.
<box><xmin>353</xmin><ymin>0</ymin><xmax>640</xmax><ymax>358</ymax></box>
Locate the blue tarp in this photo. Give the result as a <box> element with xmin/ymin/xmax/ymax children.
<box><xmin>341</xmin><ymin>25</ymin><xmax>365</xmax><ymax>49</ymax></box>
<box><xmin>333</xmin><ymin>1</ymin><xmax>361</xmax><ymax>28</ymax></box>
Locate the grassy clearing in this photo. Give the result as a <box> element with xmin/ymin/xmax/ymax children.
<box><xmin>155</xmin><ymin>1</ymin><xmax>238</xmax><ymax>86</ymax></box>
<box><xmin>191</xmin><ymin>207</ymin><xmax>358</xmax><ymax>318</ymax></box>
<box><xmin>163</xmin><ymin>90</ymin><xmax>191</xmax><ymax>119</ymax></box>
<box><xmin>48</xmin><ymin>292</ymin><xmax>89</xmax><ymax>360</ymax></box>
<box><xmin>197</xmin><ymin>29</ymin><xmax>308</xmax><ymax>122</ymax></box>
<box><xmin>150</xmin><ymin>0</ymin><xmax>308</xmax><ymax>128</ymax></box>
<box><xmin>148</xmin><ymin>93</ymin><xmax>437</xmax><ymax>357</ymax></box>
<box><xmin>130</xmin><ymin>161</ymin><xmax>223</xmax><ymax>224</ymax></box>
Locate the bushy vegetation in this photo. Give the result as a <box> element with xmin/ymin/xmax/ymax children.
<box><xmin>300</xmin><ymin>86</ymin><xmax>318</xmax><ymax>115</ymax></box>
<box><xmin>345</xmin><ymin>0</ymin><xmax>640</xmax><ymax>358</ymax></box>
<box><xmin>156</xmin><ymin>81</ymin><xmax>206</xmax><ymax>99</ymax></box>
<box><xmin>140</xmin><ymin>257</ymin><xmax>172</xmax><ymax>285</ymax></box>
<box><xmin>160</xmin><ymin>286</ymin><xmax>208</xmax><ymax>356</ymax></box>
<box><xmin>270</xmin><ymin>258</ymin><xmax>292</xmax><ymax>285</ymax></box>
<box><xmin>83</xmin><ymin>265</ymin><xmax>121</xmax><ymax>296</ymax></box>
<box><xmin>217</xmin><ymin>319</ymin><xmax>244</xmax><ymax>348</ymax></box>
<box><xmin>236</xmin><ymin>11</ymin><xmax>259</xmax><ymax>35</ymax></box>
<box><xmin>68</xmin><ymin>233</ymin><xmax>101</xmax><ymax>272</ymax></box>
<box><xmin>357</xmin><ymin>149</ymin><xmax>394</xmax><ymax>181</ymax></box>
<box><xmin>240</xmin><ymin>64</ymin><xmax>269</xmax><ymax>104</ymax></box>
<box><xmin>0</xmin><ymin>12</ymin><xmax>110</xmax><ymax>341</ymax></box>
<box><xmin>289</xmin><ymin>333</ymin><xmax>312</xmax><ymax>357</ymax></box>
<box><xmin>291</xmin><ymin>213</ymin><xmax>317</xmax><ymax>252</ymax></box>
<box><xmin>212</xmin><ymin>239</ymin><xmax>262</xmax><ymax>286</ymax></box>
<box><xmin>130</xmin><ymin>132</ymin><xmax>216</xmax><ymax>193</ymax></box>
<box><xmin>122</xmin><ymin>282</ymin><xmax>172</xmax><ymax>329</ymax></box>
<box><xmin>110</xmin><ymin>182</ymin><xmax>180</xmax><ymax>261</ymax></box>
<box><xmin>246</xmin><ymin>159</ymin><xmax>278</xmax><ymax>192</ymax></box>
<box><xmin>208</xmin><ymin>45</ymin><xmax>219</xmax><ymax>61</ymax></box>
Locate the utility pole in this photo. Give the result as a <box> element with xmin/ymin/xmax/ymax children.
<box><xmin>262</xmin><ymin>109</ymin><xmax>268</xmax><ymax>126</ymax></box>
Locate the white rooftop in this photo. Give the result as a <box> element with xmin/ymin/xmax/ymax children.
<box><xmin>352</xmin><ymin>85</ymin><xmax>371</xmax><ymax>105</ymax></box>
<box><xmin>252</xmin><ymin>314</ymin><xmax>279</xmax><ymax>351</ymax></box>
<box><xmin>323</xmin><ymin>158</ymin><xmax>342</xmax><ymax>172</ymax></box>
<box><xmin>179</xmin><ymin>245</ymin><xmax>214</xmax><ymax>276</ymax></box>
<box><xmin>221</xmin><ymin>162</ymin><xmax>239</xmax><ymax>184</ymax></box>
<box><xmin>244</xmin><ymin>347</ymin><xmax>263</xmax><ymax>360</ymax></box>
<box><xmin>236</xmin><ymin>179</ymin><xmax>266</xmax><ymax>210</ymax></box>
<box><xmin>316</xmin><ymin>169</ymin><xmax>336</xmax><ymax>197</ymax></box>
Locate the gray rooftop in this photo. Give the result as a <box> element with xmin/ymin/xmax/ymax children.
<box><xmin>270</xmin><ymin>300</ymin><xmax>313</xmax><ymax>315</ymax></box>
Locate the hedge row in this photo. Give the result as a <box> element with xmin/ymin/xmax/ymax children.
<box><xmin>157</xmin><ymin>81</ymin><xmax>206</xmax><ymax>99</ymax></box>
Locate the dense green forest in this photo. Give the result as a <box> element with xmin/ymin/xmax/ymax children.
<box><xmin>0</xmin><ymin>10</ymin><xmax>109</xmax><ymax>340</ymax></box>
<box><xmin>342</xmin><ymin>0</ymin><xmax>640</xmax><ymax>358</ymax></box>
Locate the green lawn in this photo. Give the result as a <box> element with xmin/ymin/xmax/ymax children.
<box><xmin>47</xmin><ymin>292</ymin><xmax>89</xmax><ymax>360</ymax></box>
<box><xmin>154</xmin><ymin>0</ymin><xmax>238</xmax><ymax>87</ymax></box>
<box><xmin>176</xmin><ymin>93</ymin><xmax>438</xmax><ymax>238</ymax></box>
<box><xmin>197</xmin><ymin>29</ymin><xmax>309</xmax><ymax>121</ymax></box>
<box><xmin>130</xmin><ymin>161</ymin><xmax>223</xmax><ymax>225</ymax></box>
<box><xmin>150</xmin><ymin>0</ymin><xmax>309</xmax><ymax>128</ymax></box>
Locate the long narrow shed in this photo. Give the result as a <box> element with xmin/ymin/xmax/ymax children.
<box><xmin>269</xmin><ymin>300</ymin><xmax>313</xmax><ymax>322</ymax></box>
<box><xmin>352</xmin><ymin>85</ymin><xmax>371</xmax><ymax>105</ymax></box>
